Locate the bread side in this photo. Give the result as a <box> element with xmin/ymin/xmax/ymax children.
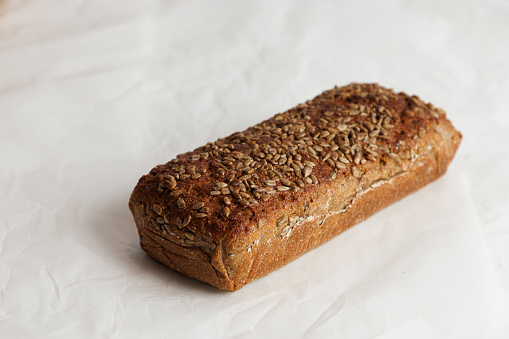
<box><xmin>129</xmin><ymin>83</ymin><xmax>462</xmax><ymax>291</ymax></box>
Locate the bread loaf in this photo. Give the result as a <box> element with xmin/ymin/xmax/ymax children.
<box><xmin>129</xmin><ymin>83</ymin><xmax>462</xmax><ymax>291</ymax></box>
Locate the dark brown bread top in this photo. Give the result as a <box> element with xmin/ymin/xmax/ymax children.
<box><xmin>129</xmin><ymin>83</ymin><xmax>462</xmax><ymax>290</ymax></box>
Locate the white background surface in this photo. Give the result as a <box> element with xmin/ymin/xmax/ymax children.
<box><xmin>1</xmin><ymin>0</ymin><xmax>508</xmax><ymax>338</ymax></box>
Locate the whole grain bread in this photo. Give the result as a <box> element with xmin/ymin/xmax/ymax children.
<box><xmin>129</xmin><ymin>83</ymin><xmax>462</xmax><ymax>291</ymax></box>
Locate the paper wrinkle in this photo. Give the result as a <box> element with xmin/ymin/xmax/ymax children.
<box><xmin>303</xmin><ymin>294</ymin><xmax>347</xmax><ymax>337</ymax></box>
<box><xmin>229</xmin><ymin>293</ymin><xmax>287</xmax><ymax>337</ymax></box>
<box><xmin>43</xmin><ymin>266</ymin><xmax>62</xmax><ymax>306</ymax></box>
<box><xmin>1</xmin><ymin>0</ymin><xmax>509</xmax><ymax>338</ymax></box>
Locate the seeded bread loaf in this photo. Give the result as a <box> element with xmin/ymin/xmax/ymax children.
<box><xmin>129</xmin><ymin>83</ymin><xmax>462</xmax><ymax>292</ymax></box>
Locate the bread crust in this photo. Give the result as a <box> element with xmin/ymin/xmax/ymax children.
<box><xmin>129</xmin><ymin>83</ymin><xmax>462</xmax><ymax>291</ymax></box>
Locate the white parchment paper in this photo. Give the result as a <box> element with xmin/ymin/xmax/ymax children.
<box><xmin>1</xmin><ymin>0</ymin><xmax>509</xmax><ymax>338</ymax></box>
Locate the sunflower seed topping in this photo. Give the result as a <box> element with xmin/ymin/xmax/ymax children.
<box><xmin>303</xmin><ymin>166</ymin><xmax>312</xmax><ymax>177</ymax></box>
<box><xmin>169</xmin><ymin>190</ymin><xmax>182</xmax><ymax>197</ymax></box>
<box><xmin>280</xmin><ymin>178</ymin><xmax>292</xmax><ymax>186</ymax></box>
<box><xmin>175</xmin><ymin>217</ymin><xmax>183</xmax><ymax>229</ymax></box>
<box><xmin>352</xmin><ymin>167</ymin><xmax>361</xmax><ymax>178</ymax></box>
<box><xmin>184</xmin><ymin>232</ymin><xmax>195</xmax><ymax>240</ymax></box>
<box><xmin>215</xmin><ymin>182</ymin><xmax>228</xmax><ymax>189</ymax></box>
<box><xmin>192</xmin><ymin>202</ymin><xmax>205</xmax><ymax>210</ymax></box>
<box><xmin>222</xmin><ymin>206</ymin><xmax>231</xmax><ymax>218</ymax></box>
<box><xmin>265</xmin><ymin>180</ymin><xmax>277</xmax><ymax>186</ymax></box>
<box><xmin>183</xmin><ymin>215</ymin><xmax>192</xmax><ymax>226</ymax></box>
<box><xmin>151</xmin><ymin>84</ymin><xmax>441</xmax><ymax>232</ymax></box>
<box><xmin>176</xmin><ymin>198</ymin><xmax>186</xmax><ymax>209</ymax></box>
<box><xmin>152</xmin><ymin>205</ymin><xmax>162</xmax><ymax>215</ymax></box>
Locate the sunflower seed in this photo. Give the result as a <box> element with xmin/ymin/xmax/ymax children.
<box><xmin>369</xmin><ymin>129</ymin><xmax>380</xmax><ymax>138</ymax></box>
<box><xmin>164</xmin><ymin>177</ymin><xmax>177</xmax><ymax>190</ymax></box>
<box><xmin>183</xmin><ymin>215</ymin><xmax>192</xmax><ymax>227</ymax></box>
<box><xmin>222</xmin><ymin>207</ymin><xmax>231</xmax><ymax>217</ymax></box>
<box><xmin>152</xmin><ymin>205</ymin><xmax>163</xmax><ymax>215</ymax></box>
<box><xmin>163</xmin><ymin>214</ymin><xmax>170</xmax><ymax>223</ymax></box>
<box><xmin>310</xmin><ymin>174</ymin><xmax>318</xmax><ymax>184</ymax></box>
<box><xmin>352</xmin><ymin>167</ymin><xmax>361</xmax><ymax>178</ymax></box>
<box><xmin>192</xmin><ymin>202</ymin><xmax>204</xmax><ymax>210</ymax></box>
<box><xmin>307</xmin><ymin>147</ymin><xmax>317</xmax><ymax>155</ymax></box>
<box><xmin>170</xmin><ymin>190</ymin><xmax>182</xmax><ymax>197</ymax></box>
<box><xmin>177</xmin><ymin>198</ymin><xmax>186</xmax><ymax>209</ymax></box>
<box><xmin>280</xmin><ymin>178</ymin><xmax>292</xmax><ymax>186</ymax></box>
<box><xmin>354</xmin><ymin>152</ymin><xmax>362</xmax><ymax>165</ymax></box>
<box><xmin>175</xmin><ymin>217</ymin><xmax>183</xmax><ymax>229</ymax></box>
<box><xmin>303</xmin><ymin>166</ymin><xmax>312</xmax><ymax>177</ymax></box>
<box><xmin>281</xmin><ymin>226</ymin><xmax>292</xmax><ymax>237</ymax></box>
<box><xmin>238</xmin><ymin>199</ymin><xmax>249</xmax><ymax>206</ymax></box>
<box><xmin>265</xmin><ymin>180</ymin><xmax>276</xmax><ymax>186</ymax></box>
<box><xmin>184</xmin><ymin>232</ymin><xmax>195</xmax><ymax>240</ymax></box>
<box><xmin>239</xmin><ymin>192</ymin><xmax>251</xmax><ymax>199</ymax></box>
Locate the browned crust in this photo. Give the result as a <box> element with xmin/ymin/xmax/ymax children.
<box><xmin>129</xmin><ymin>83</ymin><xmax>462</xmax><ymax>291</ymax></box>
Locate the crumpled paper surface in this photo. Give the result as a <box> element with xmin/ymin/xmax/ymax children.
<box><xmin>1</xmin><ymin>0</ymin><xmax>509</xmax><ymax>338</ymax></box>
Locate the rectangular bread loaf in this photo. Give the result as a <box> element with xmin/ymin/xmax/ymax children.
<box><xmin>129</xmin><ymin>83</ymin><xmax>462</xmax><ymax>291</ymax></box>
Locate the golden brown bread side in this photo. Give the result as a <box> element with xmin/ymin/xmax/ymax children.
<box><xmin>129</xmin><ymin>83</ymin><xmax>462</xmax><ymax>291</ymax></box>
